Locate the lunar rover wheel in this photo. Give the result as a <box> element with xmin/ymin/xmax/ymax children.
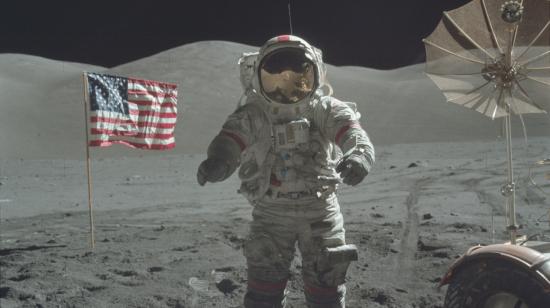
<box><xmin>443</xmin><ymin>259</ymin><xmax>550</xmax><ymax>308</ymax></box>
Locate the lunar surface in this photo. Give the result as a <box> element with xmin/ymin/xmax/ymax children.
<box><xmin>1</xmin><ymin>41</ymin><xmax>549</xmax><ymax>307</ymax></box>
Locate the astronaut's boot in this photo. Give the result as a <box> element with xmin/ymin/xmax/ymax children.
<box><xmin>304</xmin><ymin>284</ymin><xmax>346</xmax><ymax>308</ymax></box>
<box><xmin>243</xmin><ymin>279</ymin><xmax>288</xmax><ymax>308</ymax></box>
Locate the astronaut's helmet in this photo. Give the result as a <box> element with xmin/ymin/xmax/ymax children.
<box><xmin>258</xmin><ymin>47</ymin><xmax>318</xmax><ymax>105</ymax></box>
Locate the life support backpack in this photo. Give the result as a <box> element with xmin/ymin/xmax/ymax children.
<box><xmin>237</xmin><ymin>52</ymin><xmax>260</xmax><ymax>107</ymax></box>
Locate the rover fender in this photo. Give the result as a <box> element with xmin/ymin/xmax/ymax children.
<box><xmin>439</xmin><ymin>243</ymin><xmax>550</xmax><ymax>289</ymax></box>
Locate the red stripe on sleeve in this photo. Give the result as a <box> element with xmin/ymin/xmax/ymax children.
<box><xmin>220</xmin><ymin>130</ymin><xmax>246</xmax><ymax>151</ymax></box>
<box><xmin>335</xmin><ymin>121</ymin><xmax>362</xmax><ymax>145</ymax></box>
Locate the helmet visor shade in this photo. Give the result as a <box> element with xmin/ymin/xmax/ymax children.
<box><xmin>259</xmin><ymin>48</ymin><xmax>316</xmax><ymax>104</ymax></box>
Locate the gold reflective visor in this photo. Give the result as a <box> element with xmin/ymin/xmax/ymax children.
<box><xmin>260</xmin><ymin>67</ymin><xmax>315</xmax><ymax>104</ymax></box>
<box><xmin>259</xmin><ymin>49</ymin><xmax>316</xmax><ymax>104</ymax></box>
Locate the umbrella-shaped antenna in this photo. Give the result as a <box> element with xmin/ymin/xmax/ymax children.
<box><xmin>423</xmin><ymin>0</ymin><xmax>550</xmax><ymax>244</ymax></box>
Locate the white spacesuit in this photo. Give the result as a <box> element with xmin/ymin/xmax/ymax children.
<box><xmin>197</xmin><ymin>35</ymin><xmax>375</xmax><ymax>308</ymax></box>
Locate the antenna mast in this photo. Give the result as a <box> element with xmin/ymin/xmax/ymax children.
<box><xmin>288</xmin><ymin>1</ymin><xmax>294</xmax><ymax>35</ymax></box>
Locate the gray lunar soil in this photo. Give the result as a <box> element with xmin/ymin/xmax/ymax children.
<box><xmin>1</xmin><ymin>41</ymin><xmax>549</xmax><ymax>307</ymax></box>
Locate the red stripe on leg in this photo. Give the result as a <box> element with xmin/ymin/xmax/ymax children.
<box><xmin>304</xmin><ymin>283</ymin><xmax>338</xmax><ymax>296</ymax></box>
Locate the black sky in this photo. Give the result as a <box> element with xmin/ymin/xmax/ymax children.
<box><xmin>0</xmin><ymin>0</ymin><xmax>469</xmax><ymax>69</ymax></box>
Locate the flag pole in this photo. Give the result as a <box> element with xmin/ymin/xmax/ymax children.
<box><xmin>82</xmin><ymin>72</ymin><xmax>95</xmax><ymax>249</ymax></box>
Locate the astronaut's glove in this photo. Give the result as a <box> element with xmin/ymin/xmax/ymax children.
<box><xmin>336</xmin><ymin>148</ymin><xmax>370</xmax><ymax>186</ymax></box>
<box><xmin>197</xmin><ymin>158</ymin><xmax>229</xmax><ymax>186</ymax></box>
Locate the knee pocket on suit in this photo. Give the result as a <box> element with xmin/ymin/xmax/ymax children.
<box><xmin>314</xmin><ymin>244</ymin><xmax>358</xmax><ymax>286</ymax></box>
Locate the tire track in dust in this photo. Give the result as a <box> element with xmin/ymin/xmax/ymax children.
<box><xmin>462</xmin><ymin>177</ymin><xmax>504</xmax><ymax>216</ymax></box>
<box><xmin>397</xmin><ymin>177</ymin><xmax>433</xmax><ymax>285</ymax></box>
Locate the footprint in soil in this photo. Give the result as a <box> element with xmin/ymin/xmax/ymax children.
<box><xmin>0</xmin><ymin>286</ymin><xmax>34</xmax><ymax>301</ymax></box>
<box><xmin>110</xmin><ymin>269</ymin><xmax>138</xmax><ymax>277</ymax></box>
<box><xmin>216</xmin><ymin>279</ymin><xmax>239</xmax><ymax>294</ymax></box>
<box><xmin>148</xmin><ymin>266</ymin><xmax>164</xmax><ymax>273</ymax></box>
<box><xmin>83</xmin><ymin>284</ymin><xmax>107</xmax><ymax>292</ymax></box>
<box><xmin>432</xmin><ymin>251</ymin><xmax>450</xmax><ymax>259</ymax></box>
<box><xmin>8</xmin><ymin>273</ymin><xmax>32</xmax><ymax>282</ymax></box>
<box><xmin>172</xmin><ymin>245</ymin><xmax>199</xmax><ymax>253</ymax></box>
<box><xmin>417</xmin><ymin>238</ymin><xmax>450</xmax><ymax>252</ymax></box>
<box><xmin>416</xmin><ymin>294</ymin><xmax>444</xmax><ymax>308</ymax></box>
<box><xmin>215</xmin><ymin>266</ymin><xmax>235</xmax><ymax>272</ymax></box>
<box><xmin>361</xmin><ymin>288</ymin><xmax>396</xmax><ymax>306</ymax></box>
<box><xmin>448</xmin><ymin>222</ymin><xmax>488</xmax><ymax>232</ymax></box>
<box><xmin>223</xmin><ymin>232</ymin><xmax>246</xmax><ymax>249</ymax></box>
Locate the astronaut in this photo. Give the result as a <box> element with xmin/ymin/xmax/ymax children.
<box><xmin>197</xmin><ymin>35</ymin><xmax>374</xmax><ymax>308</ymax></box>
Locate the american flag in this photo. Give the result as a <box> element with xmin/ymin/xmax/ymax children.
<box><xmin>85</xmin><ymin>72</ymin><xmax>178</xmax><ymax>150</ymax></box>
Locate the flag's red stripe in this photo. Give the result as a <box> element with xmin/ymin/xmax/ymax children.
<box><xmin>91</xmin><ymin>128</ymin><xmax>174</xmax><ymax>140</ymax></box>
<box><xmin>89</xmin><ymin>140</ymin><xmax>175</xmax><ymax>150</ymax></box>
<box><xmin>90</xmin><ymin>116</ymin><xmax>135</xmax><ymax>125</ymax></box>
<box><xmin>90</xmin><ymin>116</ymin><xmax>176</xmax><ymax>128</ymax></box>
<box><xmin>95</xmin><ymin>121</ymin><xmax>176</xmax><ymax>129</ymax></box>
<box><xmin>128</xmin><ymin>90</ymin><xmax>177</xmax><ymax>98</ymax></box>
<box><xmin>87</xmin><ymin>74</ymin><xmax>178</xmax><ymax>151</ymax></box>
<box><xmin>128</xmin><ymin>77</ymin><xmax>177</xmax><ymax>89</ymax></box>
<box><xmin>129</xmin><ymin>100</ymin><xmax>177</xmax><ymax>107</ymax></box>
<box><xmin>91</xmin><ymin>128</ymin><xmax>137</xmax><ymax>137</ymax></box>
<box><xmin>128</xmin><ymin>110</ymin><xmax>178</xmax><ymax>118</ymax></box>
